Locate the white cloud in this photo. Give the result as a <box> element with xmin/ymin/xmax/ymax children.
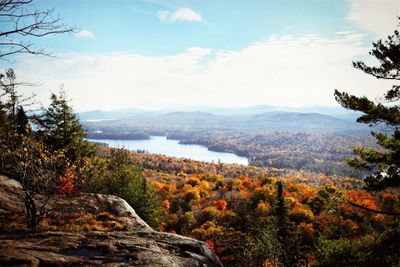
<box><xmin>158</xmin><ymin>8</ymin><xmax>202</xmax><ymax>22</ymax></box>
<box><xmin>14</xmin><ymin>33</ymin><xmax>392</xmax><ymax>112</ymax></box>
<box><xmin>346</xmin><ymin>0</ymin><xmax>399</xmax><ymax>37</ymax></box>
<box><xmin>74</xmin><ymin>29</ymin><xmax>95</xmax><ymax>39</ymax></box>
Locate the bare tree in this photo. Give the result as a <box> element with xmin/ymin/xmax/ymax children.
<box><xmin>0</xmin><ymin>0</ymin><xmax>75</xmax><ymax>60</ymax></box>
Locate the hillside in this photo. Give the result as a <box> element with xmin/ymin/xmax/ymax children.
<box><xmin>83</xmin><ymin>110</ymin><xmax>368</xmax><ymax>133</ymax></box>
<box><xmin>79</xmin><ymin>105</ymin><xmax>360</xmax><ymax>121</ymax></box>
<box><xmin>117</xmin><ymin>150</ymin><xmax>400</xmax><ymax>266</ymax></box>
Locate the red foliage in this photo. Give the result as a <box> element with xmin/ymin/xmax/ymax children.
<box><xmin>242</xmin><ymin>179</ymin><xmax>251</xmax><ymax>189</ymax></box>
<box><xmin>57</xmin><ymin>168</ymin><xmax>75</xmax><ymax>195</ymax></box>
<box><xmin>206</xmin><ymin>240</ymin><xmax>215</xmax><ymax>250</ymax></box>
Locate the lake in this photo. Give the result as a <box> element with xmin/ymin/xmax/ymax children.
<box><xmin>89</xmin><ymin>136</ymin><xmax>248</xmax><ymax>165</ymax></box>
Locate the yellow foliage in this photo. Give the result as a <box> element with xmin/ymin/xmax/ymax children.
<box><xmin>202</xmin><ymin>206</ymin><xmax>220</xmax><ymax>219</ymax></box>
<box><xmin>186</xmin><ymin>177</ymin><xmax>201</xmax><ymax>186</ymax></box>
<box><xmin>256</xmin><ymin>201</ymin><xmax>271</xmax><ymax>216</ymax></box>
<box><xmin>190</xmin><ymin>221</ymin><xmax>223</xmax><ymax>240</ymax></box>
<box><xmin>289</xmin><ymin>204</ymin><xmax>314</xmax><ymax>222</ymax></box>
<box><xmin>285</xmin><ymin>196</ymin><xmax>297</xmax><ymax>208</ymax></box>
<box><xmin>183</xmin><ymin>188</ymin><xmax>201</xmax><ymax>201</ymax></box>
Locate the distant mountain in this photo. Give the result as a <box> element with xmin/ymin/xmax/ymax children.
<box><xmin>84</xmin><ymin>109</ymin><xmax>369</xmax><ymax>135</ymax></box>
<box><xmin>79</xmin><ymin>108</ymin><xmax>150</xmax><ymax>121</ymax></box>
<box><xmin>249</xmin><ymin>112</ymin><xmax>362</xmax><ymax>131</ymax></box>
<box><xmin>79</xmin><ymin>105</ymin><xmax>361</xmax><ymax>122</ymax></box>
<box><xmin>159</xmin><ymin>111</ymin><xmax>216</xmax><ymax>120</ymax></box>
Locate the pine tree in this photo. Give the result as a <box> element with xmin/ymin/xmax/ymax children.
<box><xmin>94</xmin><ymin>148</ymin><xmax>162</xmax><ymax>229</ymax></box>
<box><xmin>35</xmin><ymin>88</ymin><xmax>93</xmax><ymax>164</ymax></box>
<box><xmin>334</xmin><ymin>20</ymin><xmax>400</xmax><ymax>190</ymax></box>
<box><xmin>0</xmin><ymin>69</ymin><xmax>35</xmax><ymax>133</ymax></box>
<box><xmin>1</xmin><ymin>69</ymin><xmax>18</xmax><ymax>124</ymax></box>
<box><xmin>0</xmin><ymin>108</ymin><xmax>7</xmax><ymax>135</ymax></box>
<box><xmin>275</xmin><ymin>181</ymin><xmax>300</xmax><ymax>266</ymax></box>
<box><xmin>16</xmin><ymin>106</ymin><xmax>29</xmax><ymax>135</ymax></box>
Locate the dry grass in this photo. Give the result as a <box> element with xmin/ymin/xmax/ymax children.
<box><xmin>0</xmin><ymin>220</ymin><xmax>27</xmax><ymax>232</ymax></box>
<box><xmin>40</xmin><ymin>211</ymin><xmax>128</xmax><ymax>232</ymax></box>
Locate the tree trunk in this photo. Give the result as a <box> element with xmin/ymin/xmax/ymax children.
<box><xmin>24</xmin><ymin>192</ymin><xmax>37</xmax><ymax>229</ymax></box>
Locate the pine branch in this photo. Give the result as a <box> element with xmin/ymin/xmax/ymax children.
<box><xmin>347</xmin><ymin>200</ymin><xmax>400</xmax><ymax>216</ymax></box>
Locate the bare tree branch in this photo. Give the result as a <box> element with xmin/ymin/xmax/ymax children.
<box><xmin>0</xmin><ymin>0</ymin><xmax>76</xmax><ymax>60</ymax></box>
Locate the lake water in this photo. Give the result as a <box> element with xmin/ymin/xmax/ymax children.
<box><xmin>89</xmin><ymin>136</ymin><xmax>248</xmax><ymax>165</ymax></box>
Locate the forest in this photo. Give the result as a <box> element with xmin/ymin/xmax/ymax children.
<box><xmin>125</xmin><ymin>150</ymin><xmax>399</xmax><ymax>266</ymax></box>
<box><xmin>87</xmin><ymin>125</ymin><xmax>378</xmax><ymax>177</ymax></box>
<box><xmin>0</xmin><ymin>1</ymin><xmax>399</xmax><ymax>266</ymax></box>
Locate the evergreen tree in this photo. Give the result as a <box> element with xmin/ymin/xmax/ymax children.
<box><xmin>0</xmin><ymin>69</ymin><xmax>35</xmax><ymax>133</ymax></box>
<box><xmin>275</xmin><ymin>181</ymin><xmax>301</xmax><ymax>266</ymax></box>
<box><xmin>1</xmin><ymin>69</ymin><xmax>18</xmax><ymax>124</ymax></box>
<box><xmin>35</xmin><ymin>88</ymin><xmax>93</xmax><ymax>164</ymax></box>
<box><xmin>334</xmin><ymin>20</ymin><xmax>400</xmax><ymax>190</ymax></box>
<box><xmin>16</xmin><ymin>106</ymin><xmax>29</xmax><ymax>135</ymax></box>
<box><xmin>0</xmin><ymin>108</ymin><xmax>7</xmax><ymax>135</ymax></box>
<box><xmin>94</xmin><ymin>148</ymin><xmax>162</xmax><ymax>229</ymax></box>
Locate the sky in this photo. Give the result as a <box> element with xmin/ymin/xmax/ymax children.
<box><xmin>2</xmin><ymin>0</ymin><xmax>400</xmax><ymax>111</ymax></box>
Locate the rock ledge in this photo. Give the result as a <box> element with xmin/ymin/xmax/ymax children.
<box><xmin>0</xmin><ymin>176</ymin><xmax>222</xmax><ymax>266</ymax></box>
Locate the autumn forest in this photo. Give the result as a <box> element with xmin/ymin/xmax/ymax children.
<box><xmin>0</xmin><ymin>1</ymin><xmax>399</xmax><ymax>267</ymax></box>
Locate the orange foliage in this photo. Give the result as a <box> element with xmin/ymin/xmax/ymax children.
<box><xmin>297</xmin><ymin>222</ymin><xmax>314</xmax><ymax>236</ymax></box>
<box><xmin>162</xmin><ymin>199</ymin><xmax>170</xmax><ymax>210</ymax></box>
<box><xmin>345</xmin><ymin>190</ymin><xmax>377</xmax><ymax>210</ymax></box>
<box><xmin>212</xmin><ymin>200</ymin><xmax>228</xmax><ymax>212</ymax></box>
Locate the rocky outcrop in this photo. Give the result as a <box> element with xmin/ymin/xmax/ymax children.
<box><xmin>0</xmin><ymin>176</ymin><xmax>222</xmax><ymax>266</ymax></box>
<box><xmin>0</xmin><ymin>175</ymin><xmax>151</xmax><ymax>231</ymax></box>
<box><xmin>0</xmin><ymin>230</ymin><xmax>222</xmax><ymax>266</ymax></box>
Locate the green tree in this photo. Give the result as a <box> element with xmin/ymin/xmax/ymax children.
<box><xmin>245</xmin><ymin>217</ymin><xmax>282</xmax><ymax>267</ymax></box>
<box><xmin>275</xmin><ymin>181</ymin><xmax>300</xmax><ymax>266</ymax></box>
<box><xmin>334</xmin><ymin>21</ymin><xmax>400</xmax><ymax>190</ymax></box>
<box><xmin>16</xmin><ymin>106</ymin><xmax>29</xmax><ymax>134</ymax></box>
<box><xmin>327</xmin><ymin>19</ymin><xmax>400</xmax><ymax>267</ymax></box>
<box><xmin>0</xmin><ymin>108</ymin><xmax>7</xmax><ymax>135</ymax></box>
<box><xmin>94</xmin><ymin>148</ymin><xmax>162</xmax><ymax>229</ymax></box>
<box><xmin>0</xmin><ymin>69</ymin><xmax>35</xmax><ymax>134</ymax></box>
<box><xmin>35</xmin><ymin>89</ymin><xmax>93</xmax><ymax>165</ymax></box>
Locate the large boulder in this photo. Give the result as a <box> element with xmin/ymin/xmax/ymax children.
<box><xmin>0</xmin><ymin>176</ymin><xmax>222</xmax><ymax>266</ymax></box>
<box><xmin>0</xmin><ymin>231</ymin><xmax>222</xmax><ymax>266</ymax></box>
<box><xmin>0</xmin><ymin>175</ymin><xmax>151</xmax><ymax>232</ymax></box>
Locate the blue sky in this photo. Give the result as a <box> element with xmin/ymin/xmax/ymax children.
<box><xmin>34</xmin><ymin>0</ymin><xmax>354</xmax><ymax>55</ymax></box>
<box><xmin>3</xmin><ymin>0</ymin><xmax>400</xmax><ymax>111</ymax></box>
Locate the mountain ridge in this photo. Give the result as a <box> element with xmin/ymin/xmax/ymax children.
<box><xmin>79</xmin><ymin>105</ymin><xmax>360</xmax><ymax>122</ymax></box>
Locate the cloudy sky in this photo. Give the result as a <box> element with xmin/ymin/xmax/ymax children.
<box><xmin>2</xmin><ymin>0</ymin><xmax>399</xmax><ymax>111</ymax></box>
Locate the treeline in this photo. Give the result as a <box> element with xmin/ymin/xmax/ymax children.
<box><xmin>168</xmin><ymin>130</ymin><xmax>377</xmax><ymax>177</ymax></box>
<box><xmin>0</xmin><ymin>69</ymin><xmax>161</xmax><ymax>229</ymax></box>
<box><xmin>88</xmin><ymin>131</ymin><xmax>149</xmax><ymax>140</ymax></box>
